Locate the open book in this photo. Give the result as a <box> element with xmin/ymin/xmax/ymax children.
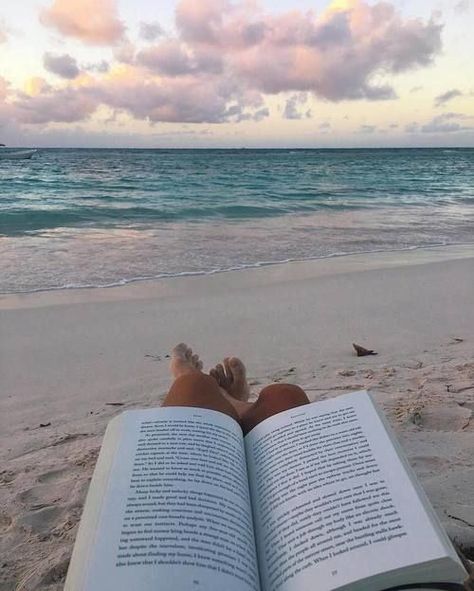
<box><xmin>65</xmin><ymin>391</ymin><xmax>467</xmax><ymax>591</ymax></box>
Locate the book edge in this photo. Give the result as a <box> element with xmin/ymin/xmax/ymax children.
<box><xmin>64</xmin><ymin>413</ymin><xmax>125</xmax><ymax>591</ymax></box>
<box><xmin>366</xmin><ymin>390</ymin><xmax>467</xmax><ymax>581</ymax></box>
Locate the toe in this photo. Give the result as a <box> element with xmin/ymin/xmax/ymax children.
<box><xmin>227</xmin><ymin>357</ymin><xmax>250</xmax><ymax>401</ymax></box>
<box><xmin>172</xmin><ymin>343</ymin><xmax>188</xmax><ymax>358</ymax></box>
<box><xmin>223</xmin><ymin>358</ymin><xmax>234</xmax><ymax>384</ymax></box>
<box><xmin>172</xmin><ymin>343</ymin><xmax>192</xmax><ymax>360</ymax></box>
<box><xmin>229</xmin><ymin>357</ymin><xmax>246</xmax><ymax>379</ymax></box>
<box><xmin>215</xmin><ymin>363</ymin><xmax>227</xmax><ymax>387</ymax></box>
<box><xmin>170</xmin><ymin>343</ymin><xmax>199</xmax><ymax>378</ymax></box>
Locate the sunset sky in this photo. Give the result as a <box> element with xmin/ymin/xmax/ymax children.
<box><xmin>0</xmin><ymin>0</ymin><xmax>473</xmax><ymax>148</ymax></box>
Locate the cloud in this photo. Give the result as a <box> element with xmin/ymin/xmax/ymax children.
<box><xmin>89</xmin><ymin>73</ymin><xmax>267</xmax><ymax>123</ymax></box>
<box><xmin>18</xmin><ymin>65</ymin><xmax>265</xmax><ymax>125</ymax></box>
<box><xmin>83</xmin><ymin>61</ymin><xmax>110</xmax><ymax>74</ymax></box>
<box><xmin>410</xmin><ymin>85</ymin><xmax>423</xmax><ymax>93</ymax></box>
<box><xmin>0</xmin><ymin>76</ymin><xmax>10</xmax><ymax>101</ymax></box>
<box><xmin>135</xmin><ymin>40</ymin><xmax>223</xmax><ymax>76</ymax></box>
<box><xmin>172</xmin><ymin>0</ymin><xmax>442</xmax><ymax>101</ymax></box>
<box><xmin>283</xmin><ymin>93</ymin><xmax>311</xmax><ymax>120</ymax></box>
<box><xmin>11</xmin><ymin>0</ymin><xmax>444</xmax><ymax>127</ymax></box>
<box><xmin>359</xmin><ymin>124</ymin><xmax>377</xmax><ymax>133</ymax></box>
<box><xmin>421</xmin><ymin>113</ymin><xmax>472</xmax><ymax>133</ymax></box>
<box><xmin>434</xmin><ymin>88</ymin><xmax>462</xmax><ymax>107</ymax></box>
<box><xmin>14</xmin><ymin>87</ymin><xmax>98</xmax><ymax>124</ymax></box>
<box><xmin>24</xmin><ymin>77</ymin><xmax>52</xmax><ymax>96</ymax></box>
<box><xmin>454</xmin><ymin>0</ymin><xmax>470</xmax><ymax>14</ymax></box>
<box><xmin>137</xmin><ymin>40</ymin><xmax>197</xmax><ymax>76</ymax></box>
<box><xmin>114</xmin><ymin>42</ymin><xmax>136</xmax><ymax>65</ymax></box>
<box><xmin>139</xmin><ymin>21</ymin><xmax>165</xmax><ymax>42</ymax></box>
<box><xmin>407</xmin><ymin>113</ymin><xmax>472</xmax><ymax>134</ymax></box>
<box><xmin>233</xmin><ymin>106</ymin><xmax>269</xmax><ymax>122</ymax></box>
<box><xmin>43</xmin><ymin>53</ymin><xmax>80</xmax><ymax>79</ymax></box>
<box><xmin>40</xmin><ymin>0</ymin><xmax>125</xmax><ymax>45</ymax></box>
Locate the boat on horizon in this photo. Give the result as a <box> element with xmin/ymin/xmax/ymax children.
<box><xmin>0</xmin><ymin>147</ymin><xmax>38</xmax><ymax>160</ymax></box>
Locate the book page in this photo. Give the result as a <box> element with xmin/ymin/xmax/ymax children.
<box><xmin>70</xmin><ymin>407</ymin><xmax>259</xmax><ymax>591</ymax></box>
<box><xmin>245</xmin><ymin>391</ymin><xmax>463</xmax><ymax>591</ymax></box>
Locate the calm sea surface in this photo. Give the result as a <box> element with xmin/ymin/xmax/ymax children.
<box><xmin>1</xmin><ymin>148</ymin><xmax>473</xmax><ymax>293</ymax></box>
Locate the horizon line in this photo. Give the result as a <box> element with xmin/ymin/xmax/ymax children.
<box><xmin>4</xmin><ymin>145</ymin><xmax>474</xmax><ymax>150</ymax></box>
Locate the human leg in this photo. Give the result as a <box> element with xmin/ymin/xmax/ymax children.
<box><xmin>162</xmin><ymin>344</ymin><xmax>240</xmax><ymax>422</ymax></box>
<box><xmin>240</xmin><ymin>383</ymin><xmax>310</xmax><ymax>435</ymax></box>
<box><xmin>165</xmin><ymin>346</ymin><xmax>310</xmax><ymax>432</ymax></box>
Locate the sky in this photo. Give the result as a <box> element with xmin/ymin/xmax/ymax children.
<box><xmin>0</xmin><ymin>0</ymin><xmax>473</xmax><ymax>148</ymax></box>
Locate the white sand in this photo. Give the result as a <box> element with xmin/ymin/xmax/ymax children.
<box><xmin>1</xmin><ymin>244</ymin><xmax>474</xmax><ymax>589</ymax></box>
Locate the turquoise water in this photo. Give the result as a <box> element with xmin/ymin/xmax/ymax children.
<box><xmin>1</xmin><ymin>148</ymin><xmax>473</xmax><ymax>293</ymax></box>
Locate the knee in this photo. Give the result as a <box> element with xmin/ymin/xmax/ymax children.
<box><xmin>167</xmin><ymin>372</ymin><xmax>222</xmax><ymax>401</ymax></box>
<box><xmin>241</xmin><ymin>383</ymin><xmax>310</xmax><ymax>435</ymax></box>
<box><xmin>258</xmin><ymin>383</ymin><xmax>309</xmax><ymax>406</ymax></box>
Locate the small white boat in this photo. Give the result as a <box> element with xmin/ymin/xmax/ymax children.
<box><xmin>0</xmin><ymin>148</ymin><xmax>37</xmax><ymax>160</ymax></box>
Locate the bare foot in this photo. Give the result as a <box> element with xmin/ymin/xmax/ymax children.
<box><xmin>210</xmin><ymin>357</ymin><xmax>250</xmax><ymax>402</ymax></box>
<box><xmin>210</xmin><ymin>357</ymin><xmax>252</xmax><ymax>417</ymax></box>
<box><xmin>170</xmin><ymin>343</ymin><xmax>203</xmax><ymax>378</ymax></box>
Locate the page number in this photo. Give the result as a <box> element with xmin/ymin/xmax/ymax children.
<box><xmin>193</xmin><ymin>580</ymin><xmax>200</xmax><ymax>586</ymax></box>
<box><xmin>331</xmin><ymin>570</ymin><xmax>338</xmax><ymax>576</ymax></box>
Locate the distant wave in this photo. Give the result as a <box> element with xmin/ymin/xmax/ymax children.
<box><xmin>1</xmin><ymin>147</ymin><xmax>473</xmax><ymax>293</ymax></box>
<box><xmin>1</xmin><ymin>147</ymin><xmax>473</xmax><ymax>236</ymax></box>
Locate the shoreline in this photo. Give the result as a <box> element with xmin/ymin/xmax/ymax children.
<box><xmin>2</xmin><ymin>242</ymin><xmax>474</xmax><ymax>309</ymax></box>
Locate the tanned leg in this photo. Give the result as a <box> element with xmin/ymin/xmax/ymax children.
<box><xmin>164</xmin><ymin>345</ymin><xmax>310</xmax><ymax>433</ymax></box>
<box><xmin>162</xmin><ymin>343</ymin><xmax>240</xmax><ymax>423</ymax></box>
<box><xmin>240</xmin><ymin>383</ymin><xmax>310</xmax><ymax>435</ymax></box>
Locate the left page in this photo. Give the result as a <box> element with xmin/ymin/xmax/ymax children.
<box><xmin>65</xmin><ymin>407</ymin><xmax>260</xmax><ymax>591</ymax></box>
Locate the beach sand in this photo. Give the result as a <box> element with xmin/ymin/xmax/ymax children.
<box><xmin>1</xmin><ymin>245</ymin><xmax>474</xmax><ymax>589</ymax></box>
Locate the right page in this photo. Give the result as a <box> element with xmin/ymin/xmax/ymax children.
<box><xmin>245</xmin><ymin>391</ymin><xmax>465</xmax><ymax>591</ymax></box>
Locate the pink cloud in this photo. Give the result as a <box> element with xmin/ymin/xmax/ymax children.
<box><xmin>136</xmin><ymin>40</ymin><xmax>223</xmax><ymax>76</ymax></box>
<box><xmin>197</xmin><ymin>0</ymin><xmax>440</xmax><ymax>100</ymax></box>
<box><xmin>137</xmin><ymin>40</ymin><xmax>195</xmax><ymax>76</ymax></box>
<box><xmin>9</xmin><ymin>65</ymin><xmax>268</xmax><ymax>126</ymax></box>
<box><xmin>141</xmin><ymin>0</ymin><xmax>442</xmax><ymax>101</ymax></box>
<box><xmin>176</xmin><ymin>0</ymin><xmax>229</xmax><ymax>45</ymax></box>
<box><xmin>14</xmin><ymin>87</ymin><xmax>98</xmax><ymax>124</ymax></box>
<box><xmin>40</xmin><ymin>0</ymin><xmax>125</xmax><ymax>45</ymax></box>
<box><xmin>11</xmin><ymin>0</ymin><xmax>443</xmax><ymax>127</ymax></box>
<box><xmin>91</xmin><ymin>72</ymin><xmax>265</xmax><ymax>123</ymax></box>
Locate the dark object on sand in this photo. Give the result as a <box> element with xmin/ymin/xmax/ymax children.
<box><xmin>105</xmin><ymin>402</ymin><xmax>125</xmax><ymax>407</ymax></box>
<box><xmin>353</xmin><ymin>343</ymin><xmax>377</xmax><ymax>357</ymax></box>
<box><xmin>39</xmin><ymin>422</ymin><xmax>51</xmax><ymax>428</ymax></box>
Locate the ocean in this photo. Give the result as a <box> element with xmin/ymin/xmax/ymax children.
<box><xmin>1</xmin><ymin>148</ymin><xmax>473</xmax><ymax>294</ymax></box>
